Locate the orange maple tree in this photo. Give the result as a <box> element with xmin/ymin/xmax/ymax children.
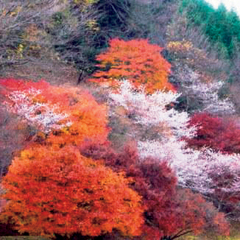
<box><xmin>0</xmin><ymin>78</ymin><xmax>109</xmax><ymax>147</ymax></box>
<box><xmin>0</xmin><ymin>145</ymin><xmax>144</xmax><ymax>238</ymax></box>
<box><xmin>44</xmin><ymin>86</ymin><xmax>109</xmax><ymax>147</ymax></box>
<box><xmin>90</xmin><ymin>39</ymin><xmax>174</xmax><ymax>93</ymax></box>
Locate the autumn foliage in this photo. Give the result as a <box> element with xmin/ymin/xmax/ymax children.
<box><xmin>80</xmin><ymin>142</ymin><xmax>230</xmax><ymax>239</ymax></box>
<box><xmin>0</xmin><ymin>75</ymin><xmax>232</xmax><ymax>240</ymax></box>
<box><xmin>90</xmin><ymin>39</ymin><xmax>174</xmax><ymax>93</ymax></box>
<box><xmin>0</xmin><ymin>1</ymin><xmax>238</xmax><ymax>238</ymax></box>
<box><xmin>186</xmin><ymin>113</ymin><xmax>240</xmax><ymax>154</ymax></box>
<box><xmin>0</xmin><ymin>79</ymin><xmax>145</xmax><ymax>238</ymax></box>
<box><xmin>0</xmin><ymin>145</ymin><xmax>144</xmax><ymax>238</ymax></box>
<box><xmin>0</xmin><ymin>78</ymin><xmax>109</xmax><ymax>147</ymax></box>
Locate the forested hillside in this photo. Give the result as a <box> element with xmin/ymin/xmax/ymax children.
<box><xmin>1</xmin><ymin>0</ymin><xmax>240</xmax><ymax>239</ymax></box>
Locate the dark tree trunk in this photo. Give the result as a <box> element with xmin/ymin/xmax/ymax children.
<box><xmin>77</xmin><ymin>70</ymin><xmax>85</xmax><ymax>85</ymax></box>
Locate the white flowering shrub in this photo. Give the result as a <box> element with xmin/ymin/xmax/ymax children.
<box><xmin>173</xmin><ymin>66</ymin><xmax>235</xmax><ymax>115</ymax></box>
<box><xmin>109</xmin><ymin>80</ymin><xmax>195</xmax><ymax>139</ymax></box>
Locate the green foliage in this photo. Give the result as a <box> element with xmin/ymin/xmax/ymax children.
<box><xmin>180</xmin><ymin>0</ymin><xmax>240</xmax><ymax>59</ymax></box>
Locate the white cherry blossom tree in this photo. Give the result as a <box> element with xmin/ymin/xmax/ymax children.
<box><xmin>108</xmin><ymin>80</ymin><xmax>240</xmax><ymax>219</ymax></box>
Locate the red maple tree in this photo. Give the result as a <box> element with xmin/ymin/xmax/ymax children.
<box><xmin>186</xmin><ymin>113</ymin><xmax>240</xmax><ymax>154</ymax></box>
<box><xmin>80</xmin><ymin>142</ymin><xmax>230</xmax><ymax>239</ymax></box>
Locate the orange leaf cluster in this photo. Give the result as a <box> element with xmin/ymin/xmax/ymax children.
<box><xmin>0</xmin><ymin>145</ymin><xmax>144</xmax><ymax>237</ymax></box>
<box><xmin>44</xmin><ymin>86</ymin><xmax>109</xmax><ymax>147</ymax></box>
<box><xmin>90</xmin><ymin>39</ymin><xmax>174</xmax><ymax>93</ymax></box>
<box><xmin>0</xmin><ymin>79</ymin><xmax>109</xmax><ymax>146</ymax></box>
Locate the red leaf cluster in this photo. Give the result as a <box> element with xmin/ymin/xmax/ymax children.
<box><xmin>80</xmin><ymin>142</ymin><xmax>230</xmax><ymax>239</ymax></box>
<box><xmin>186</xmin><ymin>113</ymin><xmax>240</xmax><ymax>154</ymax></box>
